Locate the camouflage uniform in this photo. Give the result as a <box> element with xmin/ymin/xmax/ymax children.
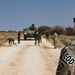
<box><xmin>18</xmin><ymin>31</ymin><xmax>20</xmax><ymax>44</ymax></box>
<box><xmin>56</xmin><ymin>40</ymin><xmax>75</xmax><ymax>75</ymax></box>
<box><xmin>53</xmin><ymin>32</ymin><xmax>58</xmax><ymax>49</ymax></box>
<box><xmin>45</xmin><ymin>33</ymin><xmax>49</xmax><ymax>42</ymax></box>
<box><xmin>8</xmin><ymin>38</ymin><xmax>17</xmax><ymax>46</ymax></box>
<box><xmin>34</xmin><ymin>30</ymin><xmax>41</xmax><ymax>46</ymax></box>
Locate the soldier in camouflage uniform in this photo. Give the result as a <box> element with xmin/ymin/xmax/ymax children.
<box><xmin>56</xmin><ymin>40</ymin><xmax>75</xmax><ymax>75</ymax></box>
<box><xmin>8</xmin><ymin>38</ymin><xmax>17</xmax><ymax>46</ymax></box>
<box><xmin>53</xmin><ymin>32</ymin><xmax>58</xmax><ymax>49</ymax></box>
<box><xmin>34</xmin><ymin>30</ymin><xmax>41</xmax><ymax>46</ymax></box>
<box><xmin>45</xmin><ymin>32</ymin><xmax>50</xmax><ymax>42</ymax></box>
<box><xmin>18</xmin><ymin>31</ymin><xmax>20</xmax><ymax>44</ymax></box>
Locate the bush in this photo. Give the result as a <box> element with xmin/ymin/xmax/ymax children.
<box><xmin>38</xmin><ymin>26</ymin><xmax>51</xmax><ymax>34</ymax></box>
<box><xmin>51</xmin><ymin>25</ymin><xmax>65</xmax><ymax>35</ymax></box>
<box><xmin>65</xmin><ymin>27</ymin><xmax>75</xmax><ymax>35</ymax></box>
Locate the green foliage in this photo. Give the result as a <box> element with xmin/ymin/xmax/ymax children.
<box><xmin>29</xmin><ymin>24</ymin><xmax>75</xmax><ymax>35</ymax></box>
<box><xmin>38</xmin><ymin>26</ymin><xmax>51</xmax><ymax>34</ymax></box>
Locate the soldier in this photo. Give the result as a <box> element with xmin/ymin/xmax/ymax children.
<box><xmin>53</xmin><ymin>32</ymin><xmax>58</xmax><ymax>49</ymax></box>
<box><xmin>39</xmin><ymin>32</ymin><xmax>42</xmax><ymax>43</ymax></box>
<box><xmin>8</xmin><ymin>38</ymin><xmax>17</xmax><ymax>46</ymax></box>
<box><xmin>56</xmin><ymin>40</ymin><xmax>75</xmax><ymax>75</ymax></box>
<box><xmin>45</xmin><ymin>32</ymin><xmax>50</xmax><ymax>42</ymax></box>
<box><xmin>18</xmin><ymin>31</ymin><xmax>20</xmax><ymax>44</ymax></box>
<box><xmin>34</xmin><ymin>30</ymin><xmax>41</xmax><ymax>46</ymax></box>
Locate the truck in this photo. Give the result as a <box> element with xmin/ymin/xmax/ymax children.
<box><xmin>23</xmin><ymin>24</ymin><xmax>36</xmax><ymax>40</ymax></box>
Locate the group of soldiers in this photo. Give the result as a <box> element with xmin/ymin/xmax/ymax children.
<box><xmin>5</xmin><ymin>29</ymin><xmax>75</xmax><ymax>75</ymax></box>
<box><xmin>34</xmin><ymin>29</ymin><xmax>58</xmax><ymax>48</ymax></box>
<box><xmin>34</xmin><ymin>29</ymin><xmax>42</xmax><ymax>46</ymax></box>
<box><xmin>7</xmin><ymin>30</ymin><xmax>41</xmax><ymax>46</ymax></box>
<box><xmin>6</xmin><ymin>29</ymin><xmax>58</xmax><ymax>49</ymax></box>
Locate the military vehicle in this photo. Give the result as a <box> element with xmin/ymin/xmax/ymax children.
<box><xmin>23</xmin><ymin>24</ymin><xmax>36</xmax><ymax>40</ymax></box>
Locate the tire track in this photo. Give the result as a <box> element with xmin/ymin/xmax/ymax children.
<box><xmin>0</xmin><ymin>39</ymin><xmax>61</xmax><ymax>75</ymax></box>
<box><xmin>0</xmin><ymin>42</ymin><xmax>30</xmax><ymax>75</ymax></box>
<box><xmin>38</xmin><ymin>43</ymin><xmax>61</xmax><ymax>75</ymax></box>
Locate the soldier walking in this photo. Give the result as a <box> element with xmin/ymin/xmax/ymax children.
<box><xmin>8</xmin><ymin>38</ymin><xmax>17</xmax><ymax>46</ymax></box>
<box><xmin>34</xmin><ymin>30</ymin><xmax>41</xmax><ymax>46</ymax></box>
<box><xmin>18</xmin><ymin>31</ymin><xmax>20</xmax><ymax>44</ymax></box>
<box><xmin>53</xmin><ymin>32</ymin><xmax>58</xmax><ymax>49</ymax></box>
<box><xmin>45</xmin><ymin>33</ymin><xmax>50</xmax><ymax>42</ymax></box>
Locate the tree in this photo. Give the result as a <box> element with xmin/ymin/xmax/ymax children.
<box><xmin>51</xmin><ymin>25</ymin><xmax>65</xmax><ymax>35</ymax></box>
<box><xmin>38</xmin><ymin>26</ymin><xmax>51</xmax><ymax>34</ymax></box>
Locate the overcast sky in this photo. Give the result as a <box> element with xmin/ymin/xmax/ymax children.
<box><xmin>0</xmin><ymin>0</ymin><xmax>75</xmax><ymax>30</ymax></box>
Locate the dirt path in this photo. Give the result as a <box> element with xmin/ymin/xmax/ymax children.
<box><xmin>0</xmin><ymin>38</ymin><xmax>61</xmax><ymax>75</ymax></box>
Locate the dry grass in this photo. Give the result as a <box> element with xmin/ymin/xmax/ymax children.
<box><xmin>0</xmin><ymin>32</ymin><xmax>75</xmax><ymax>48</ymax></box>
<box><xmin>0</xmin><ymin>31</ymin><xmax>23</xmax><ymax>45</ymax></box>
<box><xmin>49</xmin><ymin>35</ymin><xmax>75</xmax><ymax>48</ymax></box>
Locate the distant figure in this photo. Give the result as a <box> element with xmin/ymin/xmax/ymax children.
<box><xmin>45</xmin><ymin>33</ymin><xmax>50</xmax><ymax>42</ymax></box>
<box><xmin>8</xmin><ymin>38</ymin><xmax>17</xmax><ymax>46</ymax></box>
<box><xmin>53</xmin><ymin>32</ymin><xmax>58</xmax><ymax>49</ymax></box>
<box><xmin>34</xmin><ymin>30</ymin><xmax>41</xmax><ymax>46</ymax></box>
<box><xmin>18</xmin><ymin>31</ymin><xmax>20</xmax><ymax>44</ymax></box>
<box><xmin>39</xmin><ymin>32</ymin><xmax>42</xmax><ymax>43</ymax></box>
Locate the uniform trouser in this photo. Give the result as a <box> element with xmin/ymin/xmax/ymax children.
<box><xmin>54</xmin><ymin>40</ymin><xmax>57</xmax><ymax>48</ymax></box>
<box><xmin>35</xmin><ymin>38</ymin><xmax>40</xmax><ymax>45</ymax></box>
<box><xmin>56</xmin><ymin>64</ymin><xmax>75</xmax><ymax>75</ymax></box>
<box><xmin>8</xmin><ymin>39</ymin><xmax>17</xmax><ymax>46</ymax></box>
<box><xmin>9</xmin><ymin>40</ymin><xmax>14</xmax><ymax>45</ymax></box>
<box><xmin>18</xmin><ymin>38</ymin><xmax>20</xmax><ymax>44</ymax></box>
<box><xmin>46</xmin><ymin>37</ymin><xmax>49</xmax><ymax>42</ymax></box>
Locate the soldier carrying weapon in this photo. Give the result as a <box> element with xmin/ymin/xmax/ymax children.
<box><xmin>53</xmin><ymin>32</ymin><xmax>58</xmax><ymax>49</ymax></box>
<box><xmin>45</xmin><ymin>32</ymin><xmax>50</xmax><ymax>42</ymax></box>
<box><xmin>34</xmin><ymin>29</ymin><xmax>41</xmax><ymax>46</ymax></box>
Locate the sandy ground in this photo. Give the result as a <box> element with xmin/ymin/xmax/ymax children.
<box><xmin>0</xmin><ymin>38</ymin><xmax>62</xmax><ymax>75</ymax></box>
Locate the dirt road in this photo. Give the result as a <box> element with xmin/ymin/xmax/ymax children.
<box><xmin>0</xmin><ymin>38</ymin><xmax>61</xmax><ymax>75</ymax></box>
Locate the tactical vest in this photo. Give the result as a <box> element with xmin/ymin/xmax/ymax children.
<box><xmin>56</xmin><ymin>40</ymin><xmax>75</xmax><ymax>75</ymax></box>
<box><xmin>34</xmin><ymin>31</ymin><xmax>40</xmax><ymax>39</ymax></box>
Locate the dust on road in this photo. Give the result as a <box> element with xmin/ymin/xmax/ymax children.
<box><xmin>0</xmin><ymin>39</ymin><xmax>61</xmax><ymax>75</ymax></box>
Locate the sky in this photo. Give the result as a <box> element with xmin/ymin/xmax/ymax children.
<box><xmin>0</xmin><ymin>0</ymin><xmax>75</xmax><ymax>31</ymax></box>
